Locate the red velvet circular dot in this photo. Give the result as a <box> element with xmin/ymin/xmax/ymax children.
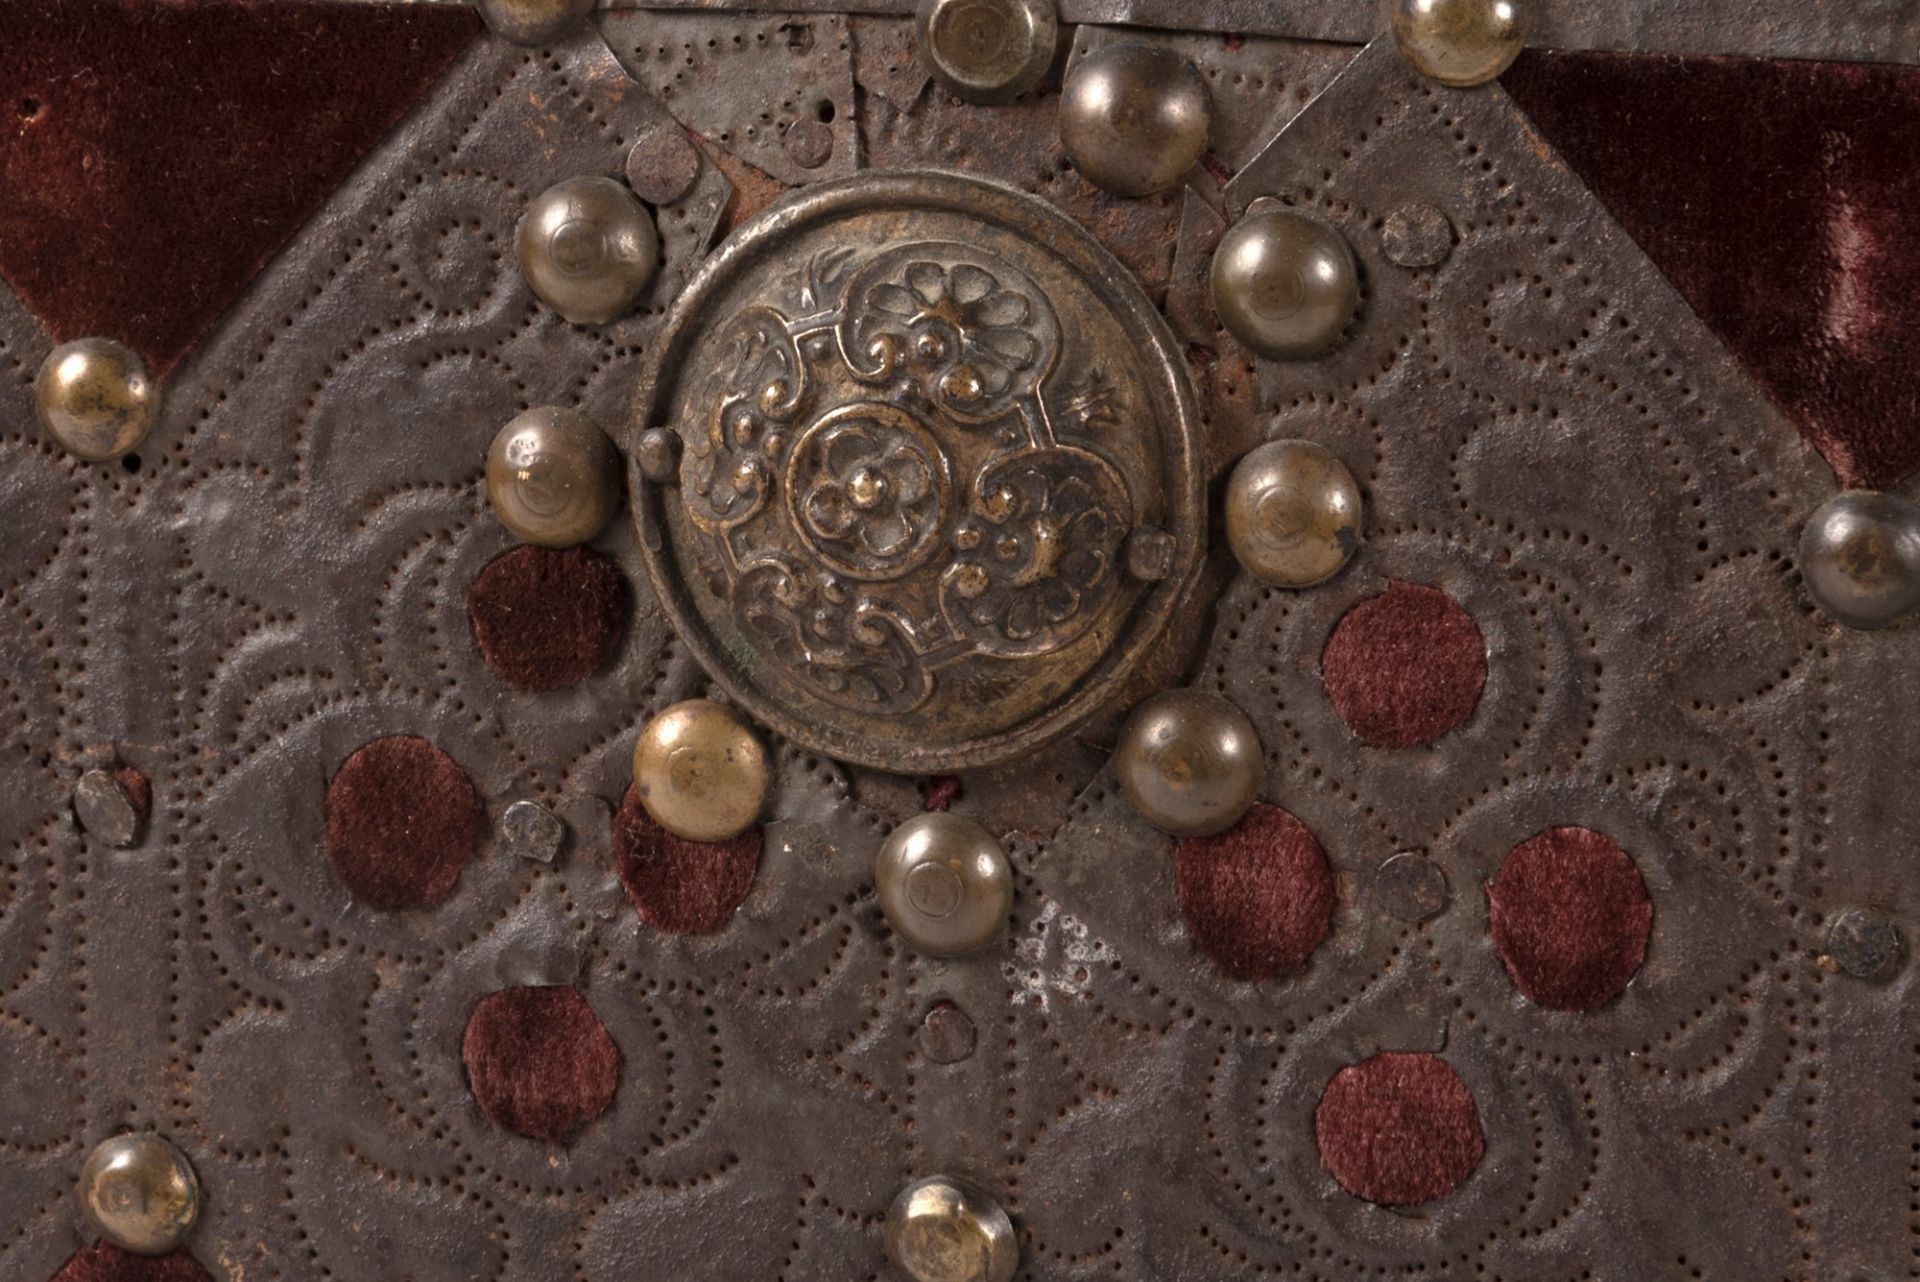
<box><xmin>614</xmin><ymin>786</ymin><xmax>760</xmax><ymax>935</ymax></box>
<box><xmin>323</xmin><ymin>735</ymin><xmax>481</xmax><ymax>909</ymax></box>
<box><xmin>1174</xmin><ymin>803</ymin><xmax>1335</xmax><ymax>981</ymax></box>
<box><xmin>1487</xmin><ymin>825</ymin><xmax>1653</xmax><ymax>1011</ymax></box>
<box><xmin>1315</xmin><ymin>1052</ymin><xmax>1485</xmax><ymax>1206</ymax></box>
<box><xmin>52</xmin><ymin>1244</ymin><xmax>211</xmax><ymax>1282</ymax></box>
<box><xmin>1321</xmin><ymin>581</ymin><xmax>1487</xmax><ymax>748</ymax></box>
<box><xmin>469</xmin><ymin>545</ymin><xmax>630</xmax><ymax>692</ymax></box>
<box><xmin>462</xmin><ymin>985</ymin><xmax>621</xmax><ymax>1141</ymax></box>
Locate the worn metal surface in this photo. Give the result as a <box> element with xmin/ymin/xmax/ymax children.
<box><xmin>0</xmin><ymin>11</ymin><xmax>1916</xmax><ymax>1282</ymax></box>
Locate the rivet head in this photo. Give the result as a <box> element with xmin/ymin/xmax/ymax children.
<box><xmin>632</xmin><ymin>699</ymin><xmax>770</xmax><ymax>843</ymax></box>
<box><xmin>35</xmin><ymin>338</ymin><xmax>158</xmax><ymax>463</ymax></box>
<box><xmin>636</xmin><ymin>426</ymin><xmax>683</xmax><ymax>485</ymax></box>
<box><xmin>485</xmin><ymin>406</ymin><xmax>622</xmax><ymax>548</ymax></box>
<box><xmin>517</xmin><ymin>176</ymin><xmax>661</xmax><ymax>325</ymax></box>
<box><xmin>626</xmin><ymin>124</ymin><xmax>703</xmax><ymax>206</ymax></box>
<box><xmin>78</xmin><ymin>1133</ymin><xmax>201</xmax><ymax>1256</ymax></box>
<box><xmin>877</xmin><ymin>812</ymin><xmax>1012</xmax><ymax>958</ymax></box>
<box><xmin>1827</xmin><ymin>909</ymin><xmax>1905</xmax><ymax>983</ymax></box>
<box><xmin>1115</xmin><ymin>689</ymin><xmax>1263</xmax><ymax>837</ymax></box>
<box><xmin>73</xmin><ymin>769</ymin><xmax>145</xmax><ymax>848</ymax></box>
<box><xmin>1382</xmin><ymin>203</ymin><xmax>1455</xmax><ymax>268</ymax></box>
<box><xmin>1799</xmin><ymin>490</ymin><xmax>1920</xmax><ymax>630</ymax></box>
<box><xmin>501</xmin><ymin>800</ymin><xmax>565</xmax><ymax>864</ymax></box>
<box><xmin>474</xmin><ymin>0</ymin><xmax>595</xmax><ymax>46</ymax></box>
<box><xmin>1225</xmin><ymin>439</ymin><xmax>1363</xmax><ymax>588</ymax></box>
<box><xmin>1376</xmin><ymin>851</ymin><xmax>1449</xmax><ymax>923</ymax></box>
<box><xmin>917</xmin><ymin>1000</ymin><xmax>979</xmax><ymax>1063</ymax></box>
<box><xmin>1391</xmin><ymin>0</ymin><xmax>1526</xmax><ymax>88</ymax></box>
<box><xmin>1059</xmin><ymin>42</ymin><xmax>1213</xmax><ymax>198</ymax></box>
<box><xmin>1212</xmin><ymin>207</ymin><xmax>1361</xmax><ymax>360</ymax></box>
<box><xmin>784</xmin><ymin>118</ymin><xmax>836</xmax><ymax>170</ymax></box>
<box><xmin>1124</xmin><ymin>526</ymin><xmax>1177</xmax><ymax>582</ymax></box>
<box><xmin>917</xmin><ymin>0</ymin><xmax>1058</xmax><ymax>105</ymax></box>
<box><xmin>885</xmin><ymin>1175</ymin><xmax>1019</xmax><ymax>1282</ymax></box>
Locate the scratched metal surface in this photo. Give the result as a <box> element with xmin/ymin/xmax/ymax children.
<box><xmin>0</xmin><ymin>9</ymin><xmax>1915</xmax><ymax>1282</ymax></box>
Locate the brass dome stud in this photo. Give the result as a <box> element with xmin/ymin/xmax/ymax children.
<box><xmin>34</xmin><ymin>338</ymin><xmax>159</xmax><ymax>463</ymax></box>
<box><xmin>1391</xmin><ymin>0</ymin><xmax>1526</xmax><ymax>88</ymax></box>
<box><xmin>876</xmin><ymin>812</ymin><xmax>1013</xmax><ymax>959</ymax></box>
<box><xmin>1058</xmin><ymin>42</ymin><xmax>1213</xmax><ymax>198</ymax></box>
<box><xmin>1225</xmin><ymin>439</ymin><xmax>1363</xmax><ymax>588</ymax></box>
<box><xmin>517</xmin><ymin>176</ymin><xmax>661</xmax><ymax>325</ymax></box>
<box><xmin>916</xmin><ymin>0</ymin><xmax>1058</xmax><ymax>105</ymax></box>
<box><xmin>473</xmin><ymin>0</ymin><xmax>596</xmax><ymax>47</ymax></box>
<box><xmin>485</xmin><ymin>406</ymin><xmax>622</xmax><ymax>548</ymax></box>
<box><xmin>1799</xmin><ymin>490</ymin><xmax>1920</xmax><ymax>630</ymax></box>
<box><xmin>1212</xmin><ymin>206</ymin><xmax>1361</xmax><ymax>360</ymax></box>
<box><xmin>885</xmin><ymin>1175</ymin><xmax>1019</xmax><ymax>1282</ymax></box>
<box><xmin>78</xmin><ymin>1133</ymin><xmax>201</xmax><ymax>1256</ymax></box>
<box><xmin>1115</xmin><ymin>689</ymin><xmax>1263</xmax><ymax>838</ymax></box>
<box><xmin>632</xmin><ymin>699</ymin><xmax>771</xmax><ymax>843</ymax></box>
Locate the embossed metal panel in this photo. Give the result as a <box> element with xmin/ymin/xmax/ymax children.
<box><xmin>0</xmin><ymin>7</ymin><xmax>1915</xmax><ymax>1282</ymax></box>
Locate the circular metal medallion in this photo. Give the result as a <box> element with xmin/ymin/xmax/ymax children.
<box><xmin>632</xmin><ymin>171</ymin><xmax>1204</xmax><ymax>772</ymax></box>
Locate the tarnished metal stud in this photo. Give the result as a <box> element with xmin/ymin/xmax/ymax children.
<box><xmin>632</xmin><ymin>699</ymin><xmax>770</xmax><ymax>843</ymax></box>
<box><xmin>74</xmin><ymin>769</ymin><xmax>144</xmax><ymax>848</ymax></box>
<box><xmin>34</xmin><ymin>338</ymin><xmax>158</xmax><ymax>463</ymax></box>
<box><xmin>1212</xmin><ymin>206</ymin><xmax>1361</xmax><ymax>360</ymax></box>
<box><xmin>78</xmin><ymin>1133</ymin><xmax>201</xmax><ymax>1256</ymax></box>
<box><xmin>1059</xmin><ymin>42</ymin><xmax>1213</xmax><ymax>198</ymax></box>
<box><xmin>1826</xmin><ymin>909</ymin><xmax>1906</xmax><ymax>983</ymax></box>
<box><xmin>626</xmin><ymin>124</ymin><xmax>703</xmax><ymax>207</ymax></box>
<box><xmin>1124</xmin><ymin>526</ymin><xmax>1177</xmax><ymax>582</ymax></box>
<box><xmin>1225</xmin><ymin>439</ymin><xmax>1363</xmax><ymax>588</ymax></box>
<box><xmin>1376</xmin><ymin>851</ymin><xmax>1449</xmax><ymax>923</ymax></box>
<box><xmin>1391</xmin><ymin>0</ymin><xmax>1526</xmax><ymax>88</ymax></box>
<box><xmin>877</xmin><ymin>812</ymin><xmax>1013</xmax><ymax>959</ymax></box>
<box><xmin>485</xmin><ymin>406</ymin><xmax>623</xmax><ymax>548</ymax></box>
<box><xmin>917</xmin><ymin>0</ymin><xmax>1058</xmax><ymax>105</ymax></box>
<box><xmin>635</xmin><ymin>426</ymin><xmax>683</xmax><ymax>486</ymax></box>
<box><xmin>1115</xmin><ymin>689</ymin><xmax>1263</xmax><ymax>838</ymax></box>
<box><xmin>501</xmin><ymin>800</ymin><xmax>565</xmax><ymax>864</ymax></box>
<box><xmin>885</xmin><ymin>1175</ymin><xmax>1019</xmax><ymax>1282</ymax></box>
<box><xmin>917</xmin><ymin>1000</ymin><xmax>979</xmax><ymax>1064</ymax></box>
<box><xmin>785</xmin><ymin>118</ymin><xmax>836</xmax><ymax>170</ymax></box>
<box><xmin>517</xmin><ymin>176</ymin><xmax>661</xmax><ymax>325</ymax></box>
<box><xmin>1382</xmin><ymin>203</ymin><xmax>1456</xmax><ymax>269</ymax></box>
<box><xmin>473</xmin><ymin>0</ymin><xmax>595</xmax><ymax>47</ymax></box>
<box><xmin>1799</xmin><ymin>490</ymin><xmax>1920</xmax><ymax>630</ymax></box>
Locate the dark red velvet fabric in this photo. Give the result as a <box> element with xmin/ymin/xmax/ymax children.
<box><xmin>920</xmin><ymin>776</ymin><xmax>963</xmax><ymax>812</ymax></box>
<box><xmin>462</xmin><ymin>985</ymin><xmax>621</xmax><ymax>1142</ymax></box>
<box><xmin>1321</xmin><ymin>581</ymin><xmax>1486</xmax><ymax>748</ymax></box>
<box><xmin>51</xmin><ymin>1245</ymin><xmax>210</xmax><ymax>1282</ymax></box>
<box><xmin>1504</xmin><ymin>50</ymin><xmax>1920</xmax><ymax>488</ymax></box>
<box><xmin>614</xmin><ymin>786</ymin><xmax>761</xmax><ymax>935</ymax></box>
<box><xmin>113</xmin><ymin>766</ymin><xmax>151</xmax><ymax>825</ymax></box>
<box><xmin>0</xmin><ymin>0</ymin><xmax>479</xmax><ymax>377</ymax></box>
<box><xmin>323</xmin><ymin>734</ymin><xmax>481</xmax><ymax>910</ymax></box>
<box><xmin>1315</xmin><ymin>1052</ymin><xmax>1484</xmax><ymax>1207</ymax></box>
<box><xmin>1174</xmin><ymin>803</ymin><xmax>1335</xmax><ymax>981</ymax></box>
<box><xmin>1487</xmin><ymin>825</ymin><xmax>1653</xmax><ymax>1012</ymax></box>
<box><xmin>469</xmin><ymin>546</ymin><xmax>631</xmax><ymax>692</ymax></box>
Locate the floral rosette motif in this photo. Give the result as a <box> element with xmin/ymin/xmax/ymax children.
<box><xmin>683</xmin><ymin>306</ymin><xmax>810</xmax><ymax>531</ymax></box>
<box><xmin>785</xmin><ymin>403</ymin><xmax>953</xmax><ymax>581</ymax></box>
<box><xmin>733</xmin><ymin>555</ymin><xmax>934</xmax><ymax>714</ymax></box>
<box><xmin>943</xmin><ymin>446</ymin><xmax>1129</xmax><ymax>657</ymax></box>
<box><xmin>838</xmin><ymin>244</ymin><xmax>1061</xmax><ymax>424</ymax></box>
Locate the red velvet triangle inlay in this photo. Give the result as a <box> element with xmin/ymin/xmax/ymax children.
<box><xmin>0</xmin><ymin>0</ymin><xmax>481</xmax><ymax>378</ymax></box>
<box><xmin>1504</xmin><ymin>50</ymin><xmax>1920</xmax><ymax>489</ymax></box>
